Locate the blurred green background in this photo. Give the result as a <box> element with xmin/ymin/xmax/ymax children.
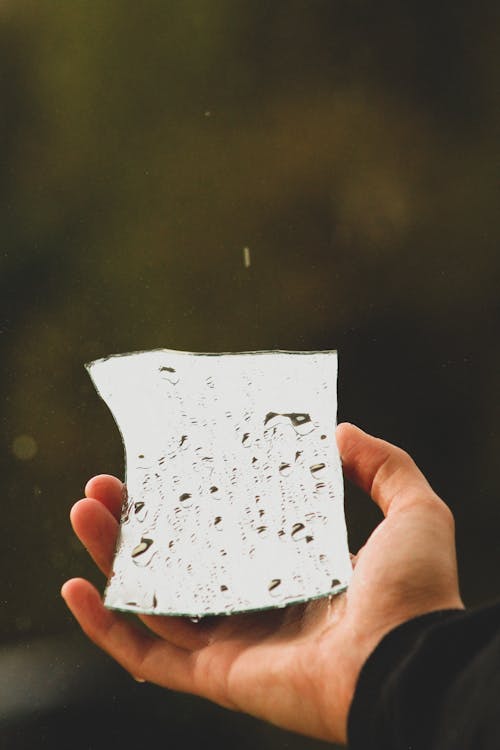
<box><xmin>1</xmin><ymin>1</ymin><xmax>499</xmax><ymax>748</ymax></box>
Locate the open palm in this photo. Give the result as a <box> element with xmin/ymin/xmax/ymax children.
<box><xmin>62</xmin><ymin>423</ymin><xmax>463</xmax><ymax>744</ymax></box>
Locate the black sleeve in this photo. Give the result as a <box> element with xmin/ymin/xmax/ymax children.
<box><xmin>347</xmin><ymin>600</ymin><xmax>500</xmax><ymax>750</ymax></box>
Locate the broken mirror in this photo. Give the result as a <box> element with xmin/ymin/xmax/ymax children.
<box><xmin>86</xmin><ymin>349</ymin><xmax>352</xmax><ymax>618</ymax></box>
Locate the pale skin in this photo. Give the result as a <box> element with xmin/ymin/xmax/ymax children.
<box><xmin>61</xmin><ymin>423</ymin><xmax>464</xmax><ymax>745</ymax></box>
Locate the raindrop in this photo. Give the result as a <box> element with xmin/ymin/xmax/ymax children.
<box><xmin>133</xmin><ymin>501</ymin><xmax>147</xmax><ymax>520</ymax></box>
<box><xmin>179</xmin><ymin>435</ymin><xmax>188</xmax><ymax>448</ymax></box>
<box><xmin>310</xmin><ymin>463</ymin><xmax>326</xmax><ymax>477</ymax></box>
<box><xmin>159</xmin><ymin>366</ymin><xmax>179</xmax><ymax>384</ymax></box>
<box><xmin>210</xmin><ymin>486</ymin><xmax>219</xmax><ymax>493</ymax></box>
<box><xmin>287</xmin><ymin>413</ymin><xmax>310</xmax><ymax>427</ymax></box>
<box><xmin>214</xmin><ymin>515</ymin><xmax>223</xmax><ymax>529</ymax></box>
<box><xmin>321</xmin><ymin>434</ymin><xmax>327</xmax><ymax>440</ymax></box>
<box><xmin>306</xmin><ymin>535</ymin><xmax>313</xmax><ymax>543</ymax></box>
<box><xmin>279</xmin><ymin>462</ymin><xmax>292</xmax><ymax>477</ymax></box>
<box><xmin>331</xmin><ymin>578</ymin><xmax>341</xmax><ymax>588</ymax></box>
<box><xmin>315</xmin><ymin>481</ymin><xmax>327</xmax><ymax>491</ymax></box>
<box><xmin>264</xmin><ymin>411</ymin><xmax>279</xmax><ymax>425</ymax></box>
<box><xmin>268</xmin><ymin>579</ymin><xmax>281</xmax><ymax>592</ymax></box>
<box><xmin>258</xmin><ymin>509</ymin><xmax>265</xmax><ymax>517</ymax></box>
<box><xmin>257</xmin><ymin>525</ymin><xmax>267</xmax><ymax>534</ymax></box>
<box><xmin>242</xmin><ymin>432</ymin><xmax>250</xmax><ymax>445</ymax></box>
<box><xmin>152</xmin><ymin>594</ymin><xmax>158</xmax><ymax>608</ymax></box>
<box><xmin>179</xmin><ymin>492</ymin><xmax>192</xmax><ymax>502</ymax></box>
<box><xmin>291</xmin><ymin>522</ymin><xmax>305</xmax><ymax>539</ymax></box>
<box><xmin>295</xmin><ymin>451</ymin><xmax>302</xmax><ymax>461</ymax></box>
<box><xmin>131</xmin><ymin>538</ymin><xmax>153</xmax><ymax>558</ymax></box>
<box><xmin>138</xmin><ymin>454</ymin><xmax>145</xmax><ymax>459</ymax></box>
<box><xmin>220</xmin><ymin>584</ymin><xmax>228</xmax><ymax>592</ymax></box>
<box><xmin>287</xmin><ymin>413</ymin><xmax>314</xmax><ymax>435</ymax></box>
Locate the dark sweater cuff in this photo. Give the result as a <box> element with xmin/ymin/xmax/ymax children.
<box><xmin>347</xmin><ymin>608</ymin><xmax>465</xmax><ymax>750</ymax></box>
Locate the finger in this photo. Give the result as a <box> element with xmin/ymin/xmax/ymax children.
<box><xmin>85</xmin><ymin>474</ymin><xmax>124</xmax><ymax>520</ymax></box>
<box><xmin>140</xmin><ymin>613</ymin><xmax>217</xmax><ymax>650</ymax></box>
<box><xmin>70</xmin><ymin>498</ymin><xmax>118</xmax><ymax>576</ymax></box>
<box><xmin>61</xmin><ymin>578</ymin><xmax>198</xmax><ymax>693</ymax></box>
<box><xmin>336</xmin><ymin>422</ymin><xmax>441</xmax><ymax>516</ymax></box>
<box><xmin>70</xmin><ymin>501</ymin><xmax>215</xmax><ymax>649</ymax></box>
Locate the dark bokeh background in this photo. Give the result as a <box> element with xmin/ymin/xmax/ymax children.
<box><xmin>1</xmin><ymin>2</ymin><xmax>499</xmax><ymax>748</ymax></box>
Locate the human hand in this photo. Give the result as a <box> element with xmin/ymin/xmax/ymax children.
<box><xmin>62</xmin><ymin>423</ymin><xmax>464</xmax><ymax>745</ymax></box>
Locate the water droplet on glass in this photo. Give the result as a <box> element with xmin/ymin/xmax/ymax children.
<box><xmin>159</xmin><ymin>366</ymin><xmax>179</xmax><ymax>384</ymax></box>
<box><xmin>264</xmin><ymin>411</ymin><xmax>279</xmax><ymax>425</ymax></box>
<box><xmin>257</xmin><ymin>525</ymin><xmax>267</xmax><ymax>535</ymax></box>
<box><xmin>315</xmin><ymin>481</ymin><xmax>327</xmax><ymax>492</ymax></box>
<box><xmin>268</xmin><ymin>578</ymin><xmax>282</xmax><ymax>592</ymax></box>
<box><xmin>190</xmin><ymin>615</ymin><xmax>201</xmax><ymax>623</ymax></box>
<box><xmin>214</xmin><ymin>515</ymin><xmax>223</xmax><ymax>530</ymax></box>
<box><xmin>310</xmin><ymin>462</ymin><xmax>326</xmax><ymax>477</ymax></box>
<box><xmin>133</xmin><ymin>501</ymin><xmax>147</xmax><ymax>521</ymax></box>
<box><xmin>321</xmin><ymin>434</ymin><xmax>327</xmax><ymax>440</ymax></box>
<box><xmin>179</xmin><ymin>492</ymin><xmax>192</xmax><ymax>502</ymax></box>
<box><xmin>220</xmin><ymin>584</ymin><xmax>228</xmax><ymax>592</ymax></box>
<box><xmin>131</xmin><ymin>538</ymin><xmax>153</xmax><ymax>558</ymax></box>
<box><xmin>279</xmin><ymin>462</ymin><xmax>292</xmax><ymax>477</ymax></box>
<box><xmin>242</xmin><ymin>432</ymin><xmax>250</xmax><ymax>446</ymax></box>
<box><xmin>331</xmin><ymin>578</ymin><xmax>341</xmax><ymax>588</ymax></box>
<box><xmin>291</xmin><ymin>522</ymin><xmax>305</xmax><ymax>539</ymax></box>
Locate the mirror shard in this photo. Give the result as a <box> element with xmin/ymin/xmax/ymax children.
<box><xmin>86</xmin><ymin>349</ymin><xmax>352</xmax><ymax>617</ymax></box>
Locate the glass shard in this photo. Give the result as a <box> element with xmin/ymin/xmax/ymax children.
<box><xmin>86</xmin><ymin>349</ymin><xmax>352</xmax><ymax>617</ymax></box>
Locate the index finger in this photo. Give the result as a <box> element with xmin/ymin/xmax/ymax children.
<box><xmin>85</xmin><ymin>474</ymin><xmax>124</xmax><ymax>520</ymax></box>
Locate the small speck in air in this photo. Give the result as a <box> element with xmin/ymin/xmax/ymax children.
<box><xmin>243</xmin><ymin>246</ymin><xmax>251</xmax><ymax>268</ymax></box>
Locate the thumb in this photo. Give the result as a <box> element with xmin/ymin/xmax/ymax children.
<box><xmin>336</xmin><ymin>422</ymin><xmax>447</xmax><ymax>518</ymax></box>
